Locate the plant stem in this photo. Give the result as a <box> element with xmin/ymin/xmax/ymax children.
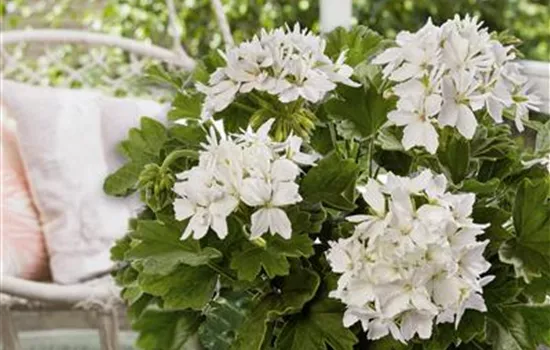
<box><xmin>161</xmin><ymin>149</ymin><xmax>199</xmax><ymax>171</ymax></box>
<box><xmin>207</xmin><ymin>262</ymin><xmax>257</xmax><ymax>297</ymax></box>
<box><xmin>329</xmin><ymin>122</ymin><xmax>338</xmax><ymax>151</ymax></box>
<box><xmin>233</xmin><ymin>101</ymin><xmax>257</xmax><ymax>113</ymax></box>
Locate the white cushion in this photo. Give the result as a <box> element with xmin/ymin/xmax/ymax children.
<box><xmin>2</xmin><ymin>80</ymin><xmax>164</xmax><ymax>284</ymax></box>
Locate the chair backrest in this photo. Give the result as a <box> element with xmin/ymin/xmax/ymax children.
<box><xmin>0</xmin><ymin>0</ymin><xmax>233</xmax><ymax>99</ymax></box>
<box><xmin>1</xmin><ymin>29</ymin><xmax>195</xmax><ymax>99</ymax></box>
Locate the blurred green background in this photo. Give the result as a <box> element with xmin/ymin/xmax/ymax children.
<box><xmin>2</xmin><ymin>0</ymin><xmax>549</xmax><ymax>61</ymax></box>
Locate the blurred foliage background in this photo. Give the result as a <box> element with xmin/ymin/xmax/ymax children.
<box><xmin>2</xmin><ymin>0</ymin><xmax>549</xmax><ymax>61</ymax></box>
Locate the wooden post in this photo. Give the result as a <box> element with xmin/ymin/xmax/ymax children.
<box><xmin>97</xmin><ymin>308</ymin><xmax>120</xmax><ymax>350</ymax></box>
<box><xmin>320</xmin><ymin>0</ymin><xmax>353</xmax><ymax>33</ymax></box>
<box><xmin>1</xmin><ymin>306</ymin><xmax>22</xmax><ymax>350</ymax></box>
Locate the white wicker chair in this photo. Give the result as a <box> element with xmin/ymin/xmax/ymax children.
<box><xmin>0</xmin><ymin>1</ymin><xmax>233</xmax><ymax>349</ymax></box>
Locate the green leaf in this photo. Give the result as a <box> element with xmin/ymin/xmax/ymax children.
<box><xmin>437</xmin><ymin>129</ymin><xmax>471</xmax><ymax>184</ymax></box>
<box><xmin>230</xmin><ymin>234</ymin><xmax>314</xmax><ymax>281</ymax></box>
<box><xmin>275</xmin><ymin>297</ymin><xmax>357</xmax><ymax>350</ymax></box>
<box><xmin>457</xmin><ymin>310</ymin><xmax>486</xmax><ymax>344</ymax></box>
<box><xmin>139</xmin><ymin>264</ymin><xmax>218</xmax><ymax>310</ymax></box>
<box><xmin>231</xmin><ymin>267</ymin><xmax>321</xmax><ymax>350</ymax></box>
<box><xmin>422</xmin><ymin>323</ymin><xmax>455</xmax><ymax>350</ymax></box>
<box><xmin>523</xmin><ymin>277</ymin><xmax>550</xmax><ymax>303</ymax></box>
<box><xmin>168</xmin><ymin>91</ymin><xmax>203</xmax><ymax>121</ymax></box>
<box><xmin>104</xmin><ymin>117</ymin><xmax>167</xmax><ymax>196</ymax></box>
<box><xmin>104</xmin><ymin>161</ymin><xmax>145</xmax><ymax>195</ymax></box>
<box><xmin>133</xmin><ymin>307</ymin><xmax>203</xmax><ymax>350</ymax></box>
<box><xmin>198</xmin><ymin>291</ymin><xmax>253</xmax><ymax>350</ymax></box>
<box><xmin>140</xmin><ymin>117</ymin><xmax>168</xmax><ymax>154</ymax></box>
<box><xmin>300</xmin><ymin>153</ymin><xmax>359</xmax><ymax>210</ymax></box>
<box><xmin>500</xmin><ymin>178</ymin><xmax>550</xmax><ymax>282</ymax></box>
<box><xmin>169</xmin><ymin>123</ymin><xmax>207</xmax><ymax>149</ymax></box>
<box><xmin>324</xmin><ymin>25</ymin><xmax>384</xmax><ymax>66</ymax></box>
<box><xmin>128</xmin><ymin>220</ymin><xmax>222</xmax><ymax>275</ymax></box>
<box><xmin>487</xmin><ymin>305</ymin><xmax>550</xmax><ymax>350</ymax></box>
<box><xmin>324</xmin><ymin>85</ymin><xmax>392</xmax><ymax>139</ymax></box>
<box><xmin>472</xmin><ymin>206</ymin><xmax>512</xmax><ymax>257</ymax></box>
<box><xmin>461</xmin><ymin>178</ymin><xmax>500</xmax><ymax>195</ymax></box>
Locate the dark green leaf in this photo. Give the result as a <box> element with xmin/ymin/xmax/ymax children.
<box><xmin>133</xmin><ymin>307</ymin><xmax>203</xmax><ymax>350</ymax></box>
<box><xmin>139</xmin><ymin>264</ymin><xmax>217</xmax><ymax>310</ymax></box>
<box><xmin>437</xmin><ymin>129</ymin><xmax>471</xmax><ymax>184</ymax></box>
<box><xmin>231</xmin><ymin>267</ymin><xmax>321</xmax><ymax>350</ymax></box>
<box><xmin>300</xmin><ymin>152</ymin><xmax>359</xmax><ymax>210</ymax></box>
<box><xmin>230</xmin><ymin>233</ymin><xmax>314</xmax><ymax>281</ymax></box>
<box><xmin>198</xmin><ymin>291</ymin><xmax>253</xmax><ymax>350</ymax></box>
<box><xmin>500</xmin><ymin>178</ymin><xmax>550</xmax><ymax>281</ymax></box>
<box><xmin>457</xmin><ymin>310</ymin><xmax>486</xmax><ymax>344</ymax></box>
<box><xmin>275</xmin><ymin>297</ymin><xmax>357</xmax><ymax>350</ymax></box>
<box><xmin>487</xmin><ymin>305</ymin><xmax>550</xmax><ymax>350</ymax></box>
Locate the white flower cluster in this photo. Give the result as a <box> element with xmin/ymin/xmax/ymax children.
<box><xmin>373</xmin><ymin>15</ymin><xmax>541</xmax><ymax>154</ymax></box>
<box><xmin>197</xmin><ymin>24</ymin><xmax>359</xmax><ymax>120</ymax></box>
<box><xmin>173</xmin><ymin>119</ymin><xmax>319</xmax><ymax>240</ymax></box>
<box><xmin>327</xmin><ymin>170</ymin><xmax>492</xmax><ymax>342</ymax></box>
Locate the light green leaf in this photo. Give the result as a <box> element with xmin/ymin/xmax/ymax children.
<box><xmin>487</xmin><ymin>305</ymin><xmax>550</xmax><ymax>350</ymax></box>
<box><xmin>300</xmin><ymin>152</ymin><xmax>359</xmax><ymax>210</ymax></box>
<box><xmin>231</xmin><ymin>267</ymin><xmax>321</xmax><ymax>350</ymax></box>
<box><xmin>500</xmin><ymin>178</ymin><xmax>550</xmax><ymax>282</ymax></box>
<box><xmin>139</xmin><ymin>265</ymin><xmax>217</xmax><ymax>310</ymax></box>
<box><xmin>104</xmin><ymin>161</ymin><xmax>145</xmax><ymax>195</ymax></box>
<box><xmin>140</xmin><ymin>117</ymin><xmax>168</xmax><ymax>154</ymax></box>
<box><xmin>324</xmin><ymin>25</ymin><xmax>384</xmax><ymax>66</ymax></box>
<box><xmin>168</xmin><ymin>91</ymin><xmax>203</xmax><ymax>121</ymax></box>
<box><xmin>133</xmin><ymin>307</ymin><xmax>203</xmax><ymax>350</ymax></box>
<box><xmin>230</xmin><ymin>234</ymin><xmax>314</xmax><ymax>281</ymax></box>
<box><xmin>275</xmin><ymin>298</ymin><xmax>357</xmax><ymax>350</ymax></box>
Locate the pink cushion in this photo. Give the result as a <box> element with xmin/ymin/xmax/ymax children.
<box><xmin>1</xmin><ymin>116</ymin><xmax>50</xmax><ymax>280</ymax></box>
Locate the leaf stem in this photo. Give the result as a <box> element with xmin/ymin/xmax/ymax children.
<box><xmin>160</xmin><ymin>149</ymin><xmax>199</xmax><ymax>171</ymax></box>
<box><xmin>329</xmin><ymin>122</ymin><xmax>338</xmax><ymax>151</ymax></box>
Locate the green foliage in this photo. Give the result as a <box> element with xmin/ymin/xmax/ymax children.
<box><xmin>230</xmin><ymin>234</ymin><xmax>314</xmax><ymax>281</ymax></box>
<box><xmin>486</xmin><ymin>305</ymin><xmax>550</xmax><ymax>350</ymax></box>
<box><xmin>300</xmin><ymin>153</ymin><xmax>359</xmax><ymax>210</ymax></box>
<box><xmin>98</xmin><ymin>22</ymin><xmax>550</xmax><ymax>350</ymax></box>
<box><xmin>231</xmin><ymin>267</ymin><xmax>321</xmax><ymax>350</ymax></box>
<box><xmin>104</xmin><ymin>117</ymin><xmax>167</xmax><ymax>196</ymax></box>
<box><xmin>499</xmin><ymin>178</ymin><xmax>550</xmax><ymax>282</ymax></box>
<box><xmin>276</xmin><ymin>297</ymin><xmax>357</xmax><ymax>350</ymax></box>
<box><xmin>133</xmin><ymin>308</ymin><xmax>203</xmax><ymax>350</ymax></box>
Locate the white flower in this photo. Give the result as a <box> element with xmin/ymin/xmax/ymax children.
<box><xmin>327</xmin><ymin>170</ymin><xmax>492</xmax><ymax>343</ymax></box>
<box><xmin>173</xmin><ymin>119</ymin><xmax>315</xmax><ymax>241</ymax></box>
<box><xmin>511</xmin><ymin>82</ymin><xmax>541</xmax><ymax>132</ymax></box>
<box><xmin>373</xmin><ymin>16</ymin><xmax>540</xmax><ymax>153</ymax></box>
<box><xmin>439</xmin><ymin>71</ymin><xmax>485</xmax><ymax>139</ymax></box>
<box><xmin>197</xmin><ymin>24</ymin><xmax>358</xmax><ymax>119</ymax></box>
<box><xmin>240</xmin><ymin>159</ymin><xmax>302</xmax><ymax>239</ymax></box>
<box><xmin>388</xmin><ymin>91</ymin><xmax>441</xmax><ymax>154</ymax></box>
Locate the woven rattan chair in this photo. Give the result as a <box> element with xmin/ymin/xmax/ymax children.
<box><xmin>0</xmin><ymin>1</ymin><xmax>232</xmax><ymax>349</ymax></box>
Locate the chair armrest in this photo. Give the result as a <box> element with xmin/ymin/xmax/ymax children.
<box><xmin>0</xmin><ymin>276</ymin><xmax>119</xmax><ymax>306</ymax></box>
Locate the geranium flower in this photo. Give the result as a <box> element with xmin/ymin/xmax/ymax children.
<box><xmin>327</xmin><ymin>170</ymin><xmax>492</xmax><ymax>343</ymax></box>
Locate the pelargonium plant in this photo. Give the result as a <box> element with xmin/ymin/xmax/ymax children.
<box><xmin>106</xmin><ymin>18</ymin><xmax>550</xmax><ymax>350</ymax></box>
